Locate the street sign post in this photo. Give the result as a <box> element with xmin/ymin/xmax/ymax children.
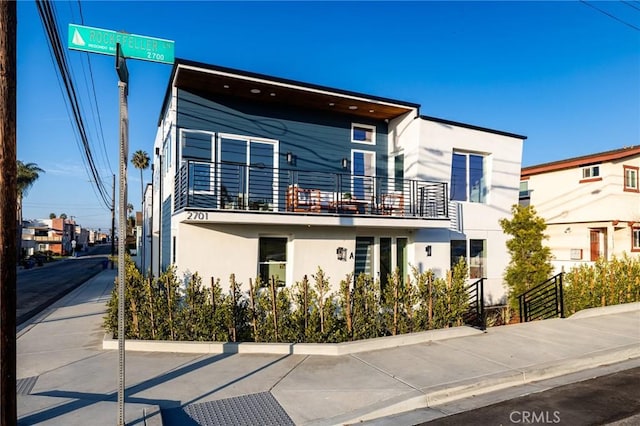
<box><xmin>68</xmin><ymin>23</ymin><xmax>174</xmax><ymax>64</ymax></box>
<box><xmin>68</xmin><ymin>24</ymin><xmax>173</xmax><ymax>425</ymax></box>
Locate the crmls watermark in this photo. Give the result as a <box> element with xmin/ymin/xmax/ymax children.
<box><xmin>509</xmin><ymin>410</ymin><xmax>561</xmax><ymax>424</ymax></box>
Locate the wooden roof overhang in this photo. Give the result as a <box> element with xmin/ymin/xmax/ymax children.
<box><xmin>162</xmin><ymin>59</ymin><xmax>419</xmax><ymax>124</ymax></box>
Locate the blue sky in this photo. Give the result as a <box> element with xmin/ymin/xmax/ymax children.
<box><xmin>17</xmin><ymin>1</ymin><xmax>640</xmax><ymax>230</ymax></box>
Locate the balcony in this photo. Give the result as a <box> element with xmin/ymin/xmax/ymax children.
<box><xmin>174</xmin><ymin>160</ymin><xmax>448</xmax><ymax>220</ymax></box>
<box><xmin>33</xmin><ymin>235</ymin><xmax>62</xmax><ymax>242</ymax></box>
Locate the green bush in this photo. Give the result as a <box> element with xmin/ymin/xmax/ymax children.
<box><xmin>104</xmin><ymin>261</ymin><xmax>473</xmax><ymax>343</ymax></box>
<box><xmin>564</xmin><ymin>254</ymin><xmax>640</xmax><ymax>315</ymax></box>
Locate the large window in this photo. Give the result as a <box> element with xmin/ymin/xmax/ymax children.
<box><xmin>450</xmin><ymin>239</ymin><xmax>486</xmax><ymax>278</ymax></box>
<box><xmin>218</xmin><ymin>135</ymin><xmax>278</xmax><ymax>210</ymax></box>
<box><xmin>259</xmin><ymin>237</ymin><xmax>287</xmax><ymax>285</ymax></box>
<box><xmin>624</xmin><ymin>166</ymin><xmax>638</xmax><ymax>192</ymax></box>
<box><xmin>450</xmin><ymin>240</ymin><xmax>466</xmax><ymax>269</ymax></box>
<box><xmin>450</xmin><ymin>152</ymin><xmax>487</xmax><ymax>203</ymax></box>
<box><xmin>469</xmin><ymin>239</ymin><xmax>486</xmax><ymax>279</ymax></box>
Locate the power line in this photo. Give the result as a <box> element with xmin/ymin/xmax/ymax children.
<box><xmin>580</xmin><ymin>0</ymin><xmax>640</xmax><ymax>31</ymax></box>
<box><xmin>621</xmin><ymin>1</ymin><xmax>640</xmax><ymax>13</ymax></box>
<box><xmin>35</xmin><ymin>0</ymin><xmax>113</xmax><ymax>210</ymax></box>
<box><xmin>76</xmin><ymin>0</ymin><xmax>113</xmax><ymax>176</ymax></box>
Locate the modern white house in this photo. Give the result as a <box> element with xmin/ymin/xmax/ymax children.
<box><xmin>520</xmin><ymin>146</ymin><xmax>640</xmax><ymax>273</ymax></box>
<box><xmin>142</xmin><ymin>59</ymin><xmax>526</xmax><ymax>304</ymax></box>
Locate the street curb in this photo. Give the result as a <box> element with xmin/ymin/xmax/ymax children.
<box><xmin>322</xmin><ymin>343</ymin><xmax>640</xmax><ymax>426</ymax></box>
<box><xmin>102</xmin><ymin>326</ymin><xmax>485</xmax><ymax>356</ymax></box>
<box><xmin>568</xmin><ymin>302</ymin><xmax>640</xmax><ymax>320</ymax></box>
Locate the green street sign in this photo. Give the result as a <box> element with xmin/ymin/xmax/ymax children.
<box><xmin>68</xmin><ymin>24</ymin><xmax>174</xmax><ymax>64</ymax></box>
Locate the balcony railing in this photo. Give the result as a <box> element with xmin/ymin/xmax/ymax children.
<box><xmin>174</xmin><ymin>160</ymin><xmax>448</xmax><ymax>219</ymax></box>
<box><xmin>33</xmin><ymin>235</ymin><xmax>62</xmax><ymax>242</ymax></box>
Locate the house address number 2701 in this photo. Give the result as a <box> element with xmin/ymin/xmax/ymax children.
<box><xmin>186</xmin><ymin>211</ymin><xmax>209</xmax><ymax>220</ymax></box>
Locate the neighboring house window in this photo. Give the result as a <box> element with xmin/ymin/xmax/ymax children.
<box><xmin>624</xmin><ymin>166</ymin><xmax>638</xmax><ymax>192</ymax></box>
<box><xmin>580</xmin><ymin>165</ymin><xmax>600</xmax><ymax>182</ymax></box>
<box><xmin>450</xmin><ymin>152</ymin><xmax>487</xmax><ymax>203</ymax></box>
<box><xmin>259</xmin><ymin>237</ymin><xmax>287</xmax><ymax>286</ymax></box>
<box><xmin>632</xmin><ymin>227</ymin><xmax>640</xmax><ymax>253</ymax></box>
<box><xmin>351</xmin><ymin>123</ymin><xmax>376</xmax><ymax>145</ymax></box>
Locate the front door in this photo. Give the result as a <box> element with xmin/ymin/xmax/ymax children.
<box><xmin>590</xmin><ymin>229</ymin><xmax>600</xmax><ymax>261</ymax></box>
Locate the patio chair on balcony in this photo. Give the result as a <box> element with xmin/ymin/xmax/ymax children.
<box><xmin>381</xmin><ymin>192</ymin><xmax>404</xmax><ymax>216</ymax></box>
<box><xmin>287</xmin><ymin>185</ymin><xmax>321</xmax><ymax>212</ymax></box>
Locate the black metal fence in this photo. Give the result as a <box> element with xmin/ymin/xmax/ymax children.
<box><xmin>518</xmin><ymin>273</ymin><xmax>564</xmax><ymax>322</ymax></box>
<box><xmin>464</xmin><ymin>278</ymin><xmax>485</xmax><ymax>330</ymax></box>
<box><xmin>174</xmin><ymin>160</ymin><xmax>449</xmax><ymax>219</ymax></box>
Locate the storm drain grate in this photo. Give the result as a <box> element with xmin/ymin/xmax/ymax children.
<box><xmin>163</xmin><ymin>392</ymin><xmax>294</xmax><ymax>426</ymax></box>
<box><xmin>16</xmin><ymin>376</ymin><xmax>38</xmax><ymax>395</ymax></box>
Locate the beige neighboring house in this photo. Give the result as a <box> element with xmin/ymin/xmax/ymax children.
<box><xmin>520</xmin><ymin>146</ymin><xmax>640</xmax><ymax>273</ymax></box>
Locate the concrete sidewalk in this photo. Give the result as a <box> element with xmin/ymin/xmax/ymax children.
<box><xmin>17</xmin><ymin>269</ymin><xmax>640</xmax><ymax>425</ymax></box>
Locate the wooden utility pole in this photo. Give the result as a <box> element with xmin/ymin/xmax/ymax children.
<box><xmin>0</xmin><ymin>1</ymin><xmax>18</xmax><ymax>424</ymax></box>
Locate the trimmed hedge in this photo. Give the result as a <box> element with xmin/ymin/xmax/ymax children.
<box><xmin>105</xmin><ymin>256</ymin><xmax>473</xmax><ymax>343</ymax></box>
<box><xmin>564</xmin><ymin>254</ymin><xmax>640</xmax><ymax>316</ymax></box>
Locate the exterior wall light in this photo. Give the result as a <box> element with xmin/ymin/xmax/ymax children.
<box><xmin>336</xmin><ymin>247</ymin><xmax>347</xmax><ymax>261</ymax></box>
<box><xmin>286</xmin><ymin>152</ymin><xmax>294</xmax><ymax>165</ymax></box>
<box><xmin>341</xmin><ymin>158</ymin><xmax>349</xmax><ymax>169</ymax></box>
<box><xmin>425</xmin><ymin>245</ymin><xmax>432</xmax><ymax>257</ymax></box>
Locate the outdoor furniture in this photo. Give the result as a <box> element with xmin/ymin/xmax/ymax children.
<box><xmin>381</xmin><ymin>192</ymin><xmax>404</xmax><ymax>215</ymax></box>
<box><xmin>287</xmin><ymin>185</ymin><xmax>321</xmax><ymax>212</ymax></box>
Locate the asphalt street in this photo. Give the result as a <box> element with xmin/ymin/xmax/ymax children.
<box><xmin>420</xmin><ymin>366</ymin><xmax>640</xmax><ymax>426</ymax></box>
<box><xmin>17</xmin><ymin>244</ymin><xmax>111</xmax><ymax>326</ymax></box>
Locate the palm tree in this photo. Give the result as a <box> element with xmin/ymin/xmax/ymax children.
<box><xmin>17</xmin><ymin>161</ymin><xmax>44</xmax><ymax>258</ymax></box>
<box><xmin>131</xmin><ymin>150</ymin><xmax>150</xmax><ymax>272</ymax></box>
<box><xmin>131</xmin><ymin>150</ymin><xmax>150</xmax><ymax>210</ymax></box>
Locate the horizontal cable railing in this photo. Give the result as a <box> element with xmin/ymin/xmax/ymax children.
<box><xmin>518</xmin><ymin>273</ymin><xmax>564</xmax><ymax>322</ymax></box>
<box><xmin>174</xmin><ymin>160</ymin><xmax>449</xmax><ymax>219</ymax></box>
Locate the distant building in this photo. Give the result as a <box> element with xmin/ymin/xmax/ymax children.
<box><xmin>142</xmin><ymin>59</ymin><xmax>526</xmax><ymax>303</ymax></box>
<box><xmin>521</xmin><ymin>146</ymin><xmax>640</xmax><ymax>273</ymax></box>
<box><xmin>21</xmin><ymin>218</ymin><xmax>79</xmax><ymax>256</ymax></box>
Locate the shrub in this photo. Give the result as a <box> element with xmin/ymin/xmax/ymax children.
<box><xmin>105</xmin><ymin>261</ymin><xmax>474</xmax><ymax>343</ymax></box>
<box><xmin>564</xmin><ymin>254</ymin><xmax>640</xmax><ymax>315</ymax></box>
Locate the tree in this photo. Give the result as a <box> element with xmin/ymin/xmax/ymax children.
<box><xmin>16</xmin><ymin>161</ymin><xmax>44</xmax><ymax>257</ymax></box>
<box><xmin>59</xmin><ymin>213</ymin><xmax>67</xmax><ymax>220</ymax></box>
<box><xmin>131</xmin><ymin>150</ymin><xmax>150</xmax><ymax>211</ymax></box>
<box><xmin>499</xmin><ymin>204</ymin><xmax>554</xmax><ymax>311</ymax></box>
<box><xmin>131</xmin><ymin>150</ymin><xmax>150</xmax><ymax>273</ymax></box>
<box><xmin>49</xmin><ymin>213</ymin><xmax>56</xmax><ymax>219</ymax></box>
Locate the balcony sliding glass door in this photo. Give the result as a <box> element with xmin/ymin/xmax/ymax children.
<box><xmin>218</xmin><ymin>135</ymin><xmax>278</xmax><ymax>211</ymax></box>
